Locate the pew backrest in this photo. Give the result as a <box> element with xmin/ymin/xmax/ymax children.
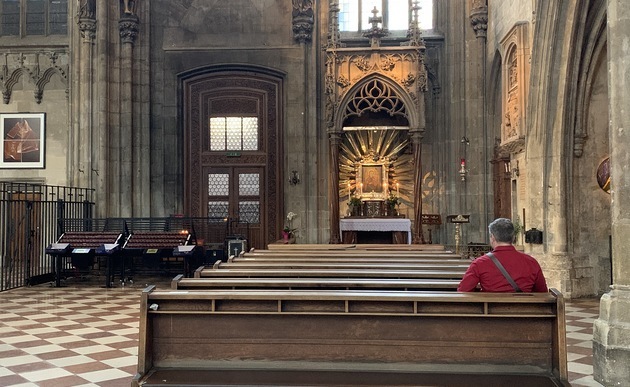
<box><xmin>134</xmin><ymin>287</ymin><xmax>568</xmax><ymax>386</ymax></box>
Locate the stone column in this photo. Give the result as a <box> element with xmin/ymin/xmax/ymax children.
<box><xmin>411</xmin><ymin>128</ymin><xmax>425</xmax><ymax>244</ymax></box>
<box><xmin>593</xmin><ymin>0</ymin><xmax>630</xmax><ymax>384</ymax></box>
<box><xmin>118</xmin><ymin>10</ymin><xmax>139</xmax><ymax>217</ymax></box>
<box><xmin>328</xmin><ymin>132</ymin><xmax>341</xmax><ymax>244</ymax></box>
<box><xmin>76</xmin><ymin>1</ymin><xmax>96</xmax><ymax>189</ymax></box>
<box><xmin>470</xmin><ymin>0</ymin><xmax>489</xmax><ymax>237</ymax></box>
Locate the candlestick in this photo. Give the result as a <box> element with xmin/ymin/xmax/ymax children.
<box><xmin>347</xmin><ymin>182</ymin><xmax>351</xmax><ymax>203</ymax></box>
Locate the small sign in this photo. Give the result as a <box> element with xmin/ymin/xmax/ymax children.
<box><xmin>146</xmin><ymin>248</ymin><xmax>159</xmax><ymax>254</ymax></box>
<box><xmin>226</xmin><ymin>152</ymin><xmax>241</xmax><ymax>157</ymax></box>
<box><xmin>72</xmin><ymin>248</ymin><xmax>91</xmax><ymax>254</ymax></box>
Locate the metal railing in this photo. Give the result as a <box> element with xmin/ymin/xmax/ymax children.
<box><xmin>0</xmin><ymin>182</ymin><xmax>95</xmax><ymax>291</ymax></box>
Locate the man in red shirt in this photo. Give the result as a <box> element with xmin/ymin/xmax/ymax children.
<box><xmin>457</xmin><ymin>218</ymin><xmax>548</xmax><ymax>292</ymax></box>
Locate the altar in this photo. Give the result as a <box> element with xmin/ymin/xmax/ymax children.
<box><xmin>340</xmin><ymin>218</ymin><xmax>412</xmax><ymax>244</ymax></box>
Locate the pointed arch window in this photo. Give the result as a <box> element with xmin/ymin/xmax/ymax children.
<box><xmin>0</xmin><ymin>0</ymin><xmax>67</xmax><ymax>36</ymax></box>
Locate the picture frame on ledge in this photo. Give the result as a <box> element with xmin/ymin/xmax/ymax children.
<box><xmin>1</xmin><ymin>113</ymin><xmax>45</xmax><ymax>169</ymax></box>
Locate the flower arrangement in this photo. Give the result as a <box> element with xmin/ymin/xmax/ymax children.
<box><xmin>284</xmin><ymin>211</ymin><xmax>297</xmax><ymax>234</ymax></box>
<box><xmin>348</xmin><ymin>196</ymin><xmax>362</xmax><ymax>208</ymax></box>
<box><xmin>386</xmin><ymin>193</ymin><xmax>400</xmax><ymax>207</ymax></box>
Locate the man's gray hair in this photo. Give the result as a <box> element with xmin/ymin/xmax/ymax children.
<box><xmin>489</xmin><ymin>218</ymin><xmax>515</xmax><ymax>243</ymax></box>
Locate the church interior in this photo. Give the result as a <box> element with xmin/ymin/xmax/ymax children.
<box><xmin>1</xmin><ymin>0</ymin><xmax>629</xmax><ymax>386</ymax></box>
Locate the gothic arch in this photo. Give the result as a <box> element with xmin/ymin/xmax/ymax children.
<box><xmin>334</xmin><ymin>74</ymin><xmax>418</xmax><ymax>131</ymax></box>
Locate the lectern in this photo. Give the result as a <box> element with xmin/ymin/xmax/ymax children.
<box><xmin>446</xmin><ymin>214</ymin><xmax>470</xmax><ymax>255</ymax></box>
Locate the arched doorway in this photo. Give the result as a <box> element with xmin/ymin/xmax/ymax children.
<box><xmin>181</xmin><ymin>66</ymin><xmax>284</xmax><ymax>250</ymax></box>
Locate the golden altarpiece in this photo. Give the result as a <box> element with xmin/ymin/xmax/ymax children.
<box><xmin>325</xmin><ymin>3</ymin><xmax>428</xmax><ymax>244</ymax></box>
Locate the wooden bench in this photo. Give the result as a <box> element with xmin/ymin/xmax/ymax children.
<box><xmin>172</xmin><ymin>274</ymin><xmax>461</xmax><ymax>291</ymax></box>
<box><xmin>212</xmin><ymin>260</ymin><xmax>471</xmax><ymax>272</ymax></box>
<box><xmin>229</xmin><ymin>255</ymin><xmax>469</xmax><ymax>264</ymax></box>
<box><xmin>133</xmin><ymin>287</ymin><xmax>569</xmax><ymax>387</ymax></box>
<box><xmin>240</xmin><ymin>250</ymin><xmax>463</xmax><ymax>259</ymax></box>
<box><xmin>266</xmin><ymin>243</ymin><xmax>449</xmax><ymax>251</ymax></box>
<box><xmin>195</xmin><ymin>267</ymin><xmax>466</xmax><ymax>279</ymax></box>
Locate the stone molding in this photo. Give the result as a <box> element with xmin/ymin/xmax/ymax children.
<box><xmin>0</xmin><ymin>51</ymin><xmax>69</xmax><ymax>104</ymax></box>
<box><xmin>119</xmin><ymin>15</ymin><xmax>140</xmax><ymax>45</ymax></box>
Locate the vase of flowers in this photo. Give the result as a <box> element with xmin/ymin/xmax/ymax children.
<box><xmin>386</xmin><ymin>193</ymin><xmax>400</xmax><ymax>216</ymax></box>
<box><xmin>283</xmin><ymin>211</ymin><xmax>297</xmax><ymax>240</ymax></box>
<box><xmin>348</xmin><ymin>196</ymin><xmax>362</xmax><ymax>217</ymax></box>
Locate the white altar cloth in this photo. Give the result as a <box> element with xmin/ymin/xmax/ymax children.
<box><xmin>340</xmin><ymin>218</ymin><xmax>412</xmax><ymax>244</ymax></box>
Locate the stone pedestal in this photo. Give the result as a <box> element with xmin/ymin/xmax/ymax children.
<box><xmin>593</xmin><ymin>286</ymin><xmax>630</xmax><ymax>386</ymax></box>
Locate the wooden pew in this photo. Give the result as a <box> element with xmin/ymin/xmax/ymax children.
<box><xmin>240</xmin><ymin>249</ymin><xmax>463</xmax><ymax>259</ymax></box>
<box><xmin>212</xmin><ymin>260</ymin><xmax>470</xmax><ymax>272</ymax></box>
<box><xmin>172</xmin><ymin>274</ymin><xmax>461</xmax><ymax>291</ymax></box>
<box><xmin>133</xmin><ymin>287</ymin><xmax>569</xmax><ymax>387</ymax></box>
<box><xmin>266</xmin><ymin>243</ymin><xmax>449</xmax><ymax>251</ymax></box>
<box><xmin>195</xmin><ymin>266</ymin><xmax>466</xmax><ymax>279</ymax></box>
<box><xmin>229</xmin><ymin>255</ymin><xmax>469</xmax><ymax>264</ymax></box>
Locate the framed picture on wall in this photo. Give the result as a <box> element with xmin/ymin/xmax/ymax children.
<box><xmin>1</xmin><ymin>113</ymin><xmax>45</xmax><ymax>169</ymax></box>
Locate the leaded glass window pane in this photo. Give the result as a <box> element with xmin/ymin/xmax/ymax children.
<box><xmin>26</xmin><ymin>0</ymin><xmax>45</xmax><ymax>35</ymax></box>
<box><xmin>1</xmin><ymin>0</ymin><xmax>20</xmax><ymax>36</ymax></box>
<box><xmin>361</xmin><ymin>0</ymin><xmax>380</xmax><ymax>30</ymax></box>
<box><xmin>239</xmin><ymin>173</ymin><xmax>259</xmax><ymax>196</ymax></box>
<box><xmin>208</xmin><ymin>173</ymin><xmax>229</xmax><ymax>196</ymax></box>
<box><xmin>208</xmin><ymin>201</ymin><xmax>229</xmax><ymax>219</ymax></box>
<box><xmin>242</xmin><ymin>117</ymin><xmax>258</xmax><ymax>150</ymax></box>
<box><xmin>338</xmin><ymin>0</ymin><xmax>358</xmax><ymax>32</ymax></box>
<box><xmin>338</xmin><ymin>0</ymin><xmax>432</xmax><ymax>32</ymax></box>
<box><xmin>209</xmin><ymin>117</ymin><xmax>225</xmax><ymax>151</ymax></box>
<box><xmin>239</xmin><ymin>201</ymin><xmax>259</xmax><ymax>224</ymax></box>
<box><xmin>49</xmin><ymin>0</ymin><xmax>67</xmax><ymax>35</ymax></box>
<box><xmin>387</xmin><ymin>0</ymin><xmax>408</xmax><ymax>30</ymax></box>
<box><xmin>209</xmin><ymin>116</ymin><xmax>259</xmax><ymax>151</ymax></box>
<box><xmin>226</xmin><ymin>117</ymin><xmax>241</xmax><ymax>150</ymax></box>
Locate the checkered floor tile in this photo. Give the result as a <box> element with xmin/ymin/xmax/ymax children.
<box><xmin>0</xmin><ymin>276</ymin><xmax>604</xmax><ymax>386</ymax></box>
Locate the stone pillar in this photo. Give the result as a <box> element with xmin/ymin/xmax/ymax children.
<box><xmin>118</xmin><ymin>10</ymin><xmax>139</xmax><ymax>217</ymax></box>
<box><xmin>470</xmin><ymin>0</ymin><xmax>489</xmax><ymax>237</ymax></box>
<box><xmin>76</xmin><ymin>1</ymin><xmax>97</xmax><ymax>189</ymax></box>
<box><xmin>411</xmin><ymin>128</ymin><xmax>425</xmax><ymax>244</ymax></box>
<box><xmin>592</xmin><ymin>0</ymin><xmax>630</xmax><ymax>384</ymax></box>
<box><xmin>328</xmin><ymin>132</ymin><xmax>341</xmax><ymax>244</ymax></box>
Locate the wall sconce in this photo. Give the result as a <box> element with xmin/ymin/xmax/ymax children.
<box><xmin>511</xmin><ymin>161</ymin><xmax>520</xmax><ymax>178</ymax></box>
<box><xmin>288</xmin><ymin>170</ymin><xmax>300</xmax><ymax>185</ymax></box>
<box><xmin>461</xmin><ymin>136</ymin><xmax>470</xmax><ymax>145</ymax></box>
<box><xmin>459</xmin><ymin>158</ymin><xmax>468</xmax><ymax>181</ymax></box>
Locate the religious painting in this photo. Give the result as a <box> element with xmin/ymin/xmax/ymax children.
<box><xmin>357</xmin><ymin>163</ymin><xmax>388</xmax><ymax>200</ymax></box>
<box><xmin>1</xmin><ymin>113</ymin><xmax>45</xmax><ymax>168</ymax></box>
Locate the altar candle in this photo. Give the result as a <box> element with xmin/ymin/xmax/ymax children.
<box><xmin>347</xmin><ymin>182</ymin><xmax>351</xmax><ymax>203</ymax></box>
<box><xmin>396</xmin><ymin>182</ymin><xmax>399</xmax><ymax>197</ymax></box>
<box><xmin>359</xmin><ymin>183</ymin><xmax>363</xmax><ymax>195</ymax></box>
<box><xmin>383</xmin><ymin>183</ymin><xmax>388</xmax><ymax>195</ymax></box>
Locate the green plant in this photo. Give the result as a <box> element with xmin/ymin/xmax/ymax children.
<box><xmin>386</xmin><ymin>193</ymin><xmax>400</xmax><ymax>207</ymax></box>
<box><xmin>348</xmin><ymin>196</ymin><xmax>362</xmax><ymax>207</ymax></box>
<box><xmin>512</xmin><ymin>216</ymin><xmax>523</xmax><ymax>243</ymax></box>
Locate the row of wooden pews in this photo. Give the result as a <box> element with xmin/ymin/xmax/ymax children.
<box><xmin>133</xmin><ymin>244</ymin><xmax>569</xmax><ymax>387</ymax></box>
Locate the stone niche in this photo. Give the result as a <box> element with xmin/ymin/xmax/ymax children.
<box><xmin>499</xmin><ymin>22</ymin><xmax>530</xmax><ymax>152</ymax></box>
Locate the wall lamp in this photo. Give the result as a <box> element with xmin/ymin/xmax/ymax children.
<box><xmin>289</xmin><ymin>170</ymin><xmax>301</xmax><ymax>185</ymax></box>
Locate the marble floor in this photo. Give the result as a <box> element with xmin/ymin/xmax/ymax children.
<box><xmin>0</xmin><ymin>275</ymin><xmax>604</xmax><ymax>386</ymax></box>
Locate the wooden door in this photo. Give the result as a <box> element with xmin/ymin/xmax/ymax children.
<box><xmin>205</xmin><ymin>166</ymin><xmax>264</xmax><ymax>249</ymax></box>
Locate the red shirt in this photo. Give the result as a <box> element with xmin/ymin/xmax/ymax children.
<box><xmin>457</xmin><ymin>245</ymin><xmax>548</xmax><ymax>292</ymax></box>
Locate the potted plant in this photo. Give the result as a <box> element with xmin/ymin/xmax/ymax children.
<box><xmin>283</xmin><ymin>211</ymin><xmax>297</xmax><ymax>240</ymax></box>
<box><xmin>386</xmin><ymin>193</ymin><xmax>400</xmax><ymax>216</ymax></box>
<box><xmin>348</xmin><ymin>196</ymin><xmax>362</xmax><ymax>216</ymax></box>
